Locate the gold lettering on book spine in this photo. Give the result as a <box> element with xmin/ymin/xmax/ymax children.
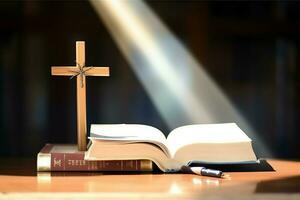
<box><xmin>128</xmin><ymin>160</ymin><xmax>133</xmax><ymax>168</ymax></box>
<box><xmin>67</xmin><ymin>159</ymin><xmax>86</xmax><ymax>166</ymax></box>
<box><xmin>53</xmin><ymin>158</ymin><xmax>62</xmax><ymax>167</ymax></box>
<box><xmin>90</xmin><ymin>161</ymin><xmax>97</xmax><ymax>170</ymax></box>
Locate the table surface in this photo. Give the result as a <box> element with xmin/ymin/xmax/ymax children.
<box><xmin>0</xmin><ymin>159</ymin><xmax>300</xmax><ymax>200</ymax></box>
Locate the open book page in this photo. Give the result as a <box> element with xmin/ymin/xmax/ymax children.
<box><xmin>166</xmin><ymin>123</ymin><xmax>252</xmax><ymax>158</ymax></box>
<box><xmin>89</xmin><ymin>124</ymin><xmax>171</xmax><ymax>156</ymax></box>
<box><xmin>86</xmin><ymin>123</ymin><xmax>257</xmax><ymax>171</ymax></box>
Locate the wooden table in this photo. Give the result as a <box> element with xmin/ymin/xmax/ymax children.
<box><xmin>0</xmin><ymin>159</ymin><xmax>300</xmax><ymax>199</ymax></box>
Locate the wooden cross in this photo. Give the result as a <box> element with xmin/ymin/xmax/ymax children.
<box><xmin>51</xmin><ymin>41</ymin><xmax>110</xmax><ymax>151</ymax></box>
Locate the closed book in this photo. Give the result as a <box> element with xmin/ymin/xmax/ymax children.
<box><xmin>37</xmin><ymin>144</ymin><xmax>152</xmax><ymax>172</ymax></box>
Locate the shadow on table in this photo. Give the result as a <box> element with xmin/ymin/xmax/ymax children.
<box><xmin>255</xmin><ymin>175</ymin><xmax>300</xmax><ymax>193</ymax></box>
<box><xmin>188</xmin><ymin>159</ymin><xmax>274</xmax><ymax>172</ymax></box>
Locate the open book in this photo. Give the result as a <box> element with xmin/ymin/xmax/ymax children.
<box><xmin>85</xmin><ymin>123</ymin><xmax>257</xmax><ymax>172</ymax></box>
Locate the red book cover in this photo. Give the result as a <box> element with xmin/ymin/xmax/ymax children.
<box><xmin>37</xmin><ymin>144</ymin><xmax>152</xmax><ymax>172</ymax></box>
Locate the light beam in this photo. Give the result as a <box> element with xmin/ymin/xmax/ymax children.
<box><xmin>89</xmin><ymin>0</ymin><xmax>271</xmax><ymax>156</ymax></box>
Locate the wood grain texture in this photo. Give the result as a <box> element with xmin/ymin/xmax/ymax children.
<box><xmin>51</xmin><ymin>67</ymin><xmax>78</xmax><ymax>76</ymax></box>
<box><xmin>76</xmin><ymin>72</ymin><xmax>86</xmax><ymax>151</ymax></box>
<box><xmin>0</xmin><ymin>159</ymin><xmax>300</xmax><ymax>199</ymax></box>
<box><xmin>84</xmin><ymin>67</ymin><xmax>110</xmax><ymax>76</ymax></box>
<box><xmin>76</xmin><ymin>41</ymin><xmax>85</xmax><ymax>67</ymax></box>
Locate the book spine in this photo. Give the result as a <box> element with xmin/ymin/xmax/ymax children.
<box><xmin>37</xmin><ymin>152</ymin><xmax>152</xmax><ymax>172</ymax></box>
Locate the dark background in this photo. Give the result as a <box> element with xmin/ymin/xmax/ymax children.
<box><xmin>0</xmin><ymin>1</ymin><xmax>299</xmax><ymax>159</ymax></box>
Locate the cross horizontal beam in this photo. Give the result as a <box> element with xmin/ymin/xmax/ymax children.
<box><xmin>51</xmin><ymin>66</ymin><xmax>110</xmax><ymax>76</ymax></box>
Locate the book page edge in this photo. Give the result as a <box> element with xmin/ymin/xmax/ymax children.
<box><xmin>37</xmin><ymin>144</ymin><xmax>53</xmax><ymax>171</ymax></box>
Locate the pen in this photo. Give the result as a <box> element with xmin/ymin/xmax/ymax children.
<box><xmin>181</xmin><ymin>166</ymin><xmax>226</xmax><ymax>178</ymax></box>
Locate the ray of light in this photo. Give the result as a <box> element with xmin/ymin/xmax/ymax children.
<box><xmin>89</xmin><ymin>0</ymin><xmax>271</xmax><ymax>156</ymax></box>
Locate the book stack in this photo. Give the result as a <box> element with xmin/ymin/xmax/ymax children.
<box><xmin>37</xmin><ymin>123</ymin><xmax>258</xmax><ymax>173</ymax></box>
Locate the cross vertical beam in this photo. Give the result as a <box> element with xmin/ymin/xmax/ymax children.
<box><xmin>76</xmin><ymin>41</ymin><xmax>87</xmax><ymax>151</ymax></box>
